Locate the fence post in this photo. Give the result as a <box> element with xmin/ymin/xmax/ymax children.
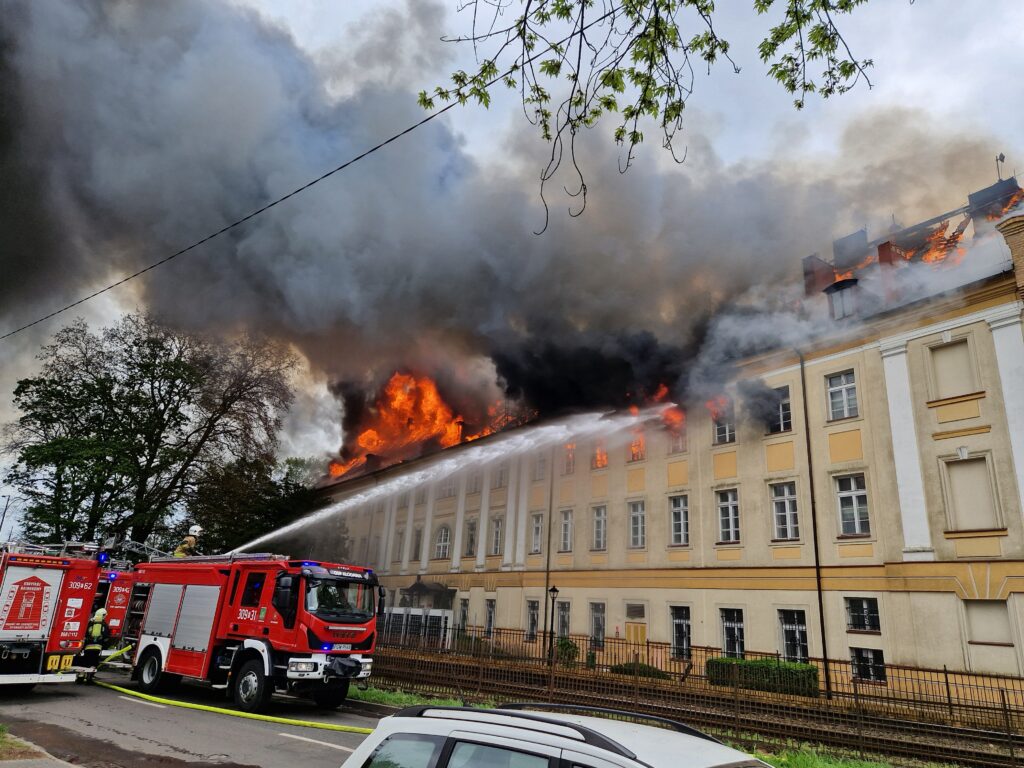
<box><xmin>732</xmin><ymin>661</ymin><xmax>741</xmax><ymax>728</ymax></box>
<box><xmin>943</xmin><ymin>664</ymin><xmax>954</xmax><ymax>720</ymax></box>
<box><xmin>852</xmin><ymin>677</ymin><xmax>865</xmax><ymax>761</ymax></box>
<box><xmin>633</xmin><ymin>651</ymin><xmax>641</xmax><ymax>706</ymax></box>
<box><xmin>1002</xmin><ymin>688</ymin><xmax>1018</xmax><ymax>768</ymax></box>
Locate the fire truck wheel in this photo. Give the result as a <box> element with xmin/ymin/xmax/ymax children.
<box><xmin>233</xmin><ymin>659</ymin><xmax>272</xmax><ymax>713</ymax></box>
<box><xmin>137</xmin><ymin>648</ymin><xmax>172</xmax><ymax>693</ymax></box>
<box><xmin>312</xmin><ymin>681</ymin><xmax>350</xmax><ymax>709</ymax></box>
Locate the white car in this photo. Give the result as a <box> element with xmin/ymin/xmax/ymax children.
<box><xmin>341</xmin><ymin>704</ymin><xmax>771</xmax><ymax>768</ymax></box>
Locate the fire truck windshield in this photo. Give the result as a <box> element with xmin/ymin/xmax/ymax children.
<box><xmin>304</xmin><ymin>578</ymin><xmax>374</xmax><ymax>622</ymax></box>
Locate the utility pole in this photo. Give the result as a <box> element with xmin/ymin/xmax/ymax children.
<box><xmin>0</xmin><ymin>496</ymin><xmax>10</xmax><ymax>541</ymax></box>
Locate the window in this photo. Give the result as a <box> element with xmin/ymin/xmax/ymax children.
<box><xmin>592</xmin><ymin>506</ymin><xmax>607</xmax><ymax>551</ymax></box>
<box><xmin>464</xmin><ymin>520</ymin><xmax>477</xmax><ymax>558</ymax></box>
<box><xmin>372</xmin><ymin>535</ymin><xmax>381</xmax><ymax>563</ymax></box>
<box><xmin>458</xmin><ymin>598</ymin><xmax>468</xmax><ymax>630</ymax></box>
<box><xmin>772</xmin><ymin>482</ymin><xmax>799</xmax><ymax>540</ymax></box>
<box><xmin>590</xmin><ymin>602</ymin><xmax>606</xmax><ymax>649</ymax></box>
<box><xmin>768</xmin><ymin>386</ymin><xmax>792</xmax><ymax>433</ymax></box>
<box><xmin>671</xmin><ymin>606</ymin><xmax>691</xmax><ymax>659</ymax></box>
<box><xmin>557</xmin><ymin>601</ymin><xmax>570</xmax><ymax>638</ymax></box>
<box><xmin>779</xmin><ymin>609</ymin><xmax>809</xmax><ymax>663</ymax></box>
<box><xmin>563</xmin><ymin>443</ymin><xmax>576</xmax><ymax>475</ymax></box>
<box><xmin>412</xmin><ymin>527</ymin><xmax>423</xmax><ymax>560</ymax></box>
<box><xmin>930</xmin><ymin>339</ymin><xmax>976</xmax><ymax>400</ymax></box>
<box><xmin>415</xmin><ymin>487</ymin><xmax>427</xmax><ymax>505</ymax></box>
<box><xmin>827</xmin><ymin>370</ymin><xmax>858</xmax><ymax>420</ymax></box>
<box><xmin>397</xmin><ymin>492</ymin><xmax>409</xmax><ymax>508</ymax></box>
<box><xmin>491</xmin><ymin>463</ymin><xmax>508</xmax><ymax>489</ymax></box>
<box><xmin>560</xmin><ymin>510</ymin><xmax>574</xmax><ymax>552</ymax></box>
<box><xmin>712</xmin><ymin>399</ymin><xmax>736</xmax><ymax>445</ymax></box>
<box><xmin>851</xmin><ymin>647</ymin><xmax>886</xmax><ymax>682</ymax></box>
<box><xmin>532</xmin><ymin>455</ymin><xmax>547</xmax><ymax>482</ymax></box>
<box><xmin>669</xmin><ymin>495</ymin><xmax>689</xmax><ymax>546</ymax></box>
<box><xmin>592</xmin><ymin>439</ymin><xmax>609</xmax><ymax>469</ymax></box>
<box><xmin>466</xmin><ymin>472</ymin><xmax>482</xmax><ymax>494</ymax></box>
<box><xmin>358</xmin><ymin>537</ymin><xmax>368</xmax><ymax>560</ymax></box>
<box><xmin>718</xmin><ymin>489</ymin><xmax>740</xmax><ymax>543</ymax></box>
<box><xmin>485</xmin><ymin>599</ymin><xmax>495</xmax><ymax>637</ymax></box>
<box><xmin>448</xmin><ymin>742</ymin><xmax>548</xmax><ymax>768</ymax></box>
<box><xmin>526</xmin><ymin>600</ymin><xmax>539</xmax><ymax>641</ymax></box>
<box><xmin>629</xmin><ymin>501</ymin><xmax>646</xmax><ymax>548</ymax></box>
<box><xmin>490</xmin><ymin>516</ymin><xmax>504</xmax><ymax>556</ymax></box>
<box><xmin>836</xmin><ymin>474</ymin><xmax>870</xmax><ymax>535</ymax></box>
<box><xmin>362</xmin><ymin>733</ymin><xmax>445</xmax><ymax>768</ymax></box>
<box><xmin>628</xmin><ymin>430</ymin><xmax>646</xmax><ymax>462</ymax></box>
<box><xmin>394</xmin><ymin>530</ymin><xmax>404</xmax><ymax>562</ymax></box>
<box><xmin>945</xmin><ymin>457</ymin><xmax>999</xmax><ymax>531</ymax></box>
<box><xmin>846</xmin><ymin>597</ymin><xmax>881</xmax><ymax>632</ymax></box>
<box><xmin>434</xmin><ymin>526</ymin><xmax>451</xmax><ymax>559</ymax></box>
<box><xmin>530</xmin><ymin>513</ymin><xmax>544</xmax><ymax>554</ymax></box>
<box><xmin>721</xmin><ymin>608</ymin><xmax>745</xmax><ymax>658</ymax></box>
<box><xmin>965</xmin><ymin>600</ymin><xmax>1013</xmax><ymax>646</ymax></box>
<box><xmin>626</xmin><ymin>603</ymin><xmax>645</xmax><ymax>621</ymax></box>
<box><xmin>668</xmin><ymin>422</ymin><xmax>688</xmax><ymax>454</ymax></box>
<box><xmin>240</xmin><ymin>572</ymin><xmax>266</xmax><ymax>607</ymax></box>
<box><xmin>437</xmin><ymin>475</ymin><xmax>457</xmax><ymax>499</ymax></box>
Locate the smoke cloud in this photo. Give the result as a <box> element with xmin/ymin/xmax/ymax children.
<box><xmin>1</xmin><ymin>0</ymin><xmax>1020</xmax><ymax>461</ymax></box>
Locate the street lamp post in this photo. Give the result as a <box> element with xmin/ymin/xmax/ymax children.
<box><xmin>547</xmin><ymin>585</ymin><xmax>559</xmax><ymax>665</ymax></box>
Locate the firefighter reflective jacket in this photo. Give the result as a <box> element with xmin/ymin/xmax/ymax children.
<box><xmin>173</xmin><ymin>535</ymin><xmax>197</xmax><ymax>558</ymax></box>
<box><xmin>85</xmin><ymin>608</ymin><xmax>109</xmax><ymax>650</ymax></box>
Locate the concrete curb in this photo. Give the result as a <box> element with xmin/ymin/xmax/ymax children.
<box><xmin>0</xmin><ymin>735</ymin><xmax>74</xmax><ymax>767</ymax></box>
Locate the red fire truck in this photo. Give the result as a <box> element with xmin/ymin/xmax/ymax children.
<box><xmin>0</xmin><ymin>545</ymin><xmax>102</xmax><ymax>690</ymax></box>
<box><xmin>92</xmin><ymin>568</ymin><xmax>134</xmax><ymax>641</ymax></box>
<box><xmin>125</xmin><ymin>553</ymin><xmax>383</xmax><ymax>712</ymax></box>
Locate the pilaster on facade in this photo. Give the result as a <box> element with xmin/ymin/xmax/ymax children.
<box><xmin>379</xmin><ymin>495</ymin><xmax>396</xmax><ymax>572</ymax></box>
<box><xmin>475</xmin><ymin>465</ymin><xmax>492</xmax><ymax>572</ymax></box>
<box><xmin>450</xmin><ymin>472</ymin><xmax>468</xmax><ymax>572</ymax></box>
<box><xmin>501</xmin><ymin>457</ymin><xmax>519</xmax><ymax>571</ymax></box>
<box><xmin>987</xmin><ymin>302</ymin><xmax>1024</xmax><ymax>518</ymax></box>
<box><xmin>419</xmin><ymin>483</ymin><xmax>436</xmax><ymax>574</ymax></box>
<box><xmin>399</xmin><ymin>491</ymin><xmax>415</xmax><ymax>575</ymax></box>
<box><xmin>879</xmin><ymin>337</ymin><xmax>935</xmax><ymax>561</ymax></box>
<box><xmin>513</xmin><ymin>454</ymin><xmax>531</xmax><ymax>570</ymax></box>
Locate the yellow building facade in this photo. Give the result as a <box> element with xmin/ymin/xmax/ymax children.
<box><xmin>291</xmin><ymin>212</ymin><xmax>1024</xmax><ymax>679</ymax></box>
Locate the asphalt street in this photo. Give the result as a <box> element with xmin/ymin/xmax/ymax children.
<box><xmin>0</xmin><ymin>675</ymin><xmax>380</xmax><ymax>768</ymax></box>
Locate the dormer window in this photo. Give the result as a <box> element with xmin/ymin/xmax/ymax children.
<box><xmin>825</xmin><ymin>278</ymin><xmax>859</xmax><ymax>320</ymax></box>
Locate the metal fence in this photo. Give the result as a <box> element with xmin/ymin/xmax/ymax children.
<box><xmin>374</xmin><ymin>623</ymin><xmax>1024</xmax><ymax>767</ymax></box>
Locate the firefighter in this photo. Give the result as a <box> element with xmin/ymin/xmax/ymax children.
<box><xmin>78</xmin><ymin>607</ymin><xmax>109</xmax><ymax>680</ymax></box>
<box><xmin>173</xmin><ymin>525</ymin><xmax>203</xmax><ymax>558</ymax></box>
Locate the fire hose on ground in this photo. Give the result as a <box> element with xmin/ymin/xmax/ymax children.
<box><xmin>92</xmin><ymin>679</ymin><xmax>374</xmax><ymax>734</ymax></box>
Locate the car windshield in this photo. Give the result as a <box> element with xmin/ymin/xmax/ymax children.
<box><xmin>304</xmin><ymin>578</ymin><xmax>374</xmax><ymax>621</ymax></box>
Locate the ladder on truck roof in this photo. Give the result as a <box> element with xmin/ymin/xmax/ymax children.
<box><xmin>146</xmin><ymin>552</ymin><xmax>288</xmax><ymax>564</ymax></box>
<box><xmin>1</xmin><ymin>539</ymin><xmax>100</xmax><ymax>557</ymax></box>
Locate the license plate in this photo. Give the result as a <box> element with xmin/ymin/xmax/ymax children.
<box><xmin>332</xmin><ymin>643</ymin><xmax>352</xmax><ymax>651</ymax></box>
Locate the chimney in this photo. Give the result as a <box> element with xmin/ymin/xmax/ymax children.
<box><xmin>996</xmin><ymin>214</ymin><xmax>1024</xmax><ymax>299</ymax></box>
<box><xmin>877</xmin><ymin>241</ymin><xmax>902</xmax><ymax>303</ymax></box>
<box><xmin>802</xmin><ymin>254</ymin><xmax>834</xmax><ymax>297</ymax></box>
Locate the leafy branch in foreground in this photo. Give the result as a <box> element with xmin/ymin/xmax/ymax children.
<box><xmin>420</xmin><ymin>1</ymin><xmax>873</xmax><ymax>231</ymax></box>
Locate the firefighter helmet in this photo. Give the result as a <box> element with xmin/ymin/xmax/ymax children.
<box><xmin>189</xmin><ymin>525</ymin><xmax>203</xmax><ymax>536</ymax></box>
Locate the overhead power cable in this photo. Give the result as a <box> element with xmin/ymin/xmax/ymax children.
<box><xmin>0</xmin><ymin>6</ymin><xmax>620</xmax><ymax>343</ymax></box>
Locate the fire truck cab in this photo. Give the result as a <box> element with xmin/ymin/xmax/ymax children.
<box><xmin>0</xmin><ymin>546</ymin><xmax>101</xmax><ymax>689</ymax></box>
<box><xmin>127</xmin><ymin>553</ymin><xmax>383</xmax><ymax>712</ymax></box>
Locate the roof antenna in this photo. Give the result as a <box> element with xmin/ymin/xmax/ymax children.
<box><xmin>996</xmin><ymin>152</ymin><xmax>1006</xmax><ymax>181</ymax></box>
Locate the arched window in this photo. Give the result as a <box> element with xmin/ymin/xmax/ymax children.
<box><xmin>434</xmin><ymin>525</ymin><xmax>451</xmax><ymax>559</ymax></box>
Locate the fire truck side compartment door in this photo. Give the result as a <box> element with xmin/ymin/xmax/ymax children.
<box><xmin>0</xmin><ymin>566</ymin><xmax>64</xmax><ymax>641</ymax></box>
<box><xmin>172</xmin><ymin>585</ymin><xmax>220</xmax><ymax>653</ymax></box>
<box><xmin>143</xmin><ymin>584</ymin><xmax>184</xmax><ymax>638</ymax></box>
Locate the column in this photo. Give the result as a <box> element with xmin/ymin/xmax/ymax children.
<box><xmin>379</xmin><ymin>496</ymin><xmax>396</xmax><ymax>571</ymax></box>
<box><xmin>502</xmin><ymin>457</ymin><xmax>519</xmax><ymax>570</ymax></box>
<box><xmin>514</xmin><ymin>453</ymin><xmax>531</xmax><ymax>569</ymax></box>
<box><xmin>880</xmin><ymin>338</ymin><xmax>935</xmax><ymax>561</ymax></box>
<box><xmin>476</xmin><ymin>465</ymin><xmax>492</xmax><ymax>571</ymax></box>
<box><xmin>989</xmin><ymin>307</ymin><xmax>1024</xmax><ymax>516</ymax></box>
<box><xmin>450</xmin><ymin>473</ymin><xmax>468</xmax><ymax>572</ymax></box>
<box><xmin>419</xmin><ymin>484</ymin><xmax>436</xmax><ymax>573</ymax></box>
<box><xmin>400</xmin><ymin>491</ymin><xmax>416</xmax><ymax>575</ymax></box>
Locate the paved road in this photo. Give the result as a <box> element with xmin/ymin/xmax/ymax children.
<box><xmin>0</xmin><ymin>674</ymin><xmax>380</xmax><ymax>768</ymax></box>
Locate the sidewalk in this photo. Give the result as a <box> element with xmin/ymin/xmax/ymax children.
<box><xmin>0</xmin><ymin>735</ymin><xmax>74</xmax><ymax>768</ymax></box>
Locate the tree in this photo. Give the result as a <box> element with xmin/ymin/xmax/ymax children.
<box><xmin>421</xmin><ymin>1</ymin><xmax>873</xmax><ymax>228</ymax></box>
<box><xmin>165</xmin><ymin>455</ymin><xmax>323</xmax><ymax>556</ymax></box>
<box><xmin>4</xmin><ymin>313</ymin><xmax>297</xmax><ymax>544</ymax></box>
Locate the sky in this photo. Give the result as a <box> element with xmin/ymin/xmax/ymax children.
<box><xmin>1</xmin><ymin>0</ymin><xmax>1023</xmax><ymax>532</ymax></box>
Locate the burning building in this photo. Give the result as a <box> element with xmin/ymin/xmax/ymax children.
<box><xmin>256</xmin><ymin>177</ymin><xmax>1024</xmax><ymax>679</ymax></box>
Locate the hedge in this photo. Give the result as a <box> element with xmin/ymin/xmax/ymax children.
<box><xmin>706</xmin><ymin>656</ymin><xmax>820</xmax><ymax>698</ymax></box>
<box><xmin>609</xmin><ymin>661</ymin><xmax>672</xmax><ymax>680</ymax></box>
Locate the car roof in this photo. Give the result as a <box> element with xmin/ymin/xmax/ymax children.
<box><xmin>384</xmin><ymin>706</ymin><xmax>763</xmax><ymax>768</ymax></box>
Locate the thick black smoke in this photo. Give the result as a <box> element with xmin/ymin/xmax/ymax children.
<box><xmin>0</xmin><ymin>0</ymin><xmax>1019</xmax><ymax>454</ymax></box>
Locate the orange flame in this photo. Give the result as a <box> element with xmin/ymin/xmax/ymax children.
<box><xmin>662</xmin><ymin>405</ymin><xmax>686</xmax><ymax>433</ymax></box>
<box><xmin>705</xmin><ymin>394</ymin><xmax>730</xmax><ymax>421</ymax></box>
<box><xmin>629</xmin><ymin>429</ymin><xmax>646</xmax><ymax>462</ymax></box>
<box><xmin>328</xmin><ymin>372</ymin><xmax>497</xmax><ymax>480</ymax></box>
<box><xmin>592</xmin><ymin>440</ymin><xmax>608</xmax><ymax>469</ymax></box>
<box><xmin>986</xmin><ymin>188</ymin><xmax>1024</xmax><ymax>221</ymax></box>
